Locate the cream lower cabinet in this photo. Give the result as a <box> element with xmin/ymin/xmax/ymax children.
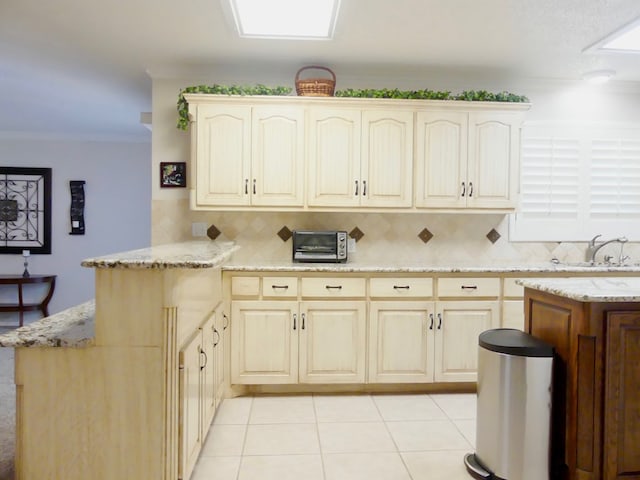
<box><xmin>231</xmin><ymin>299</ymin><xmax>367</xmax><ymax>384</ymax></box>
<box><xmin>179</xmin><ymin>327</ymin><xmax>205</xmax><ymax>480</ymax></box>
<box><xmin>433</xmin><ymin>301</ymin><xmax>499</xmax><ymax>382</ymax></box>
<box><xmin>368</xmin><ymin>300</ymin><xmax>498</xmax><ymax>383</ymax></box>
<box><xmin>369</xmin><ymin>301</ymin><xmax>435</xmax><ymax>383</ymax></box>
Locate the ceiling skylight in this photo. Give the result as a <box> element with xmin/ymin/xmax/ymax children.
<box><xmin>230</xmin><ymin>0</ymin><xmax>340</xmax><ymax>39</ymax></box>
<box><xmin>585</xmin><ymin>16</ymin><xmax>640</xmax><ymax>53</ymax></box>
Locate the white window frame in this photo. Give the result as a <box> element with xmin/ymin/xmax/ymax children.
<box><xmin>510</xmin><ymin>122</ymin><xmax>640</xmax><ymax>242</ymax></box>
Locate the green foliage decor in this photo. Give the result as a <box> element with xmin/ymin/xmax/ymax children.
<box><xmin>177</xmin><ymin>84</ymin><xmax>292</xmax><ymax>130</ymax></box>
<box><xmin>177</xmin><ymin>84</ymin><xmax>529</xmax><ymax>130</ymax></box>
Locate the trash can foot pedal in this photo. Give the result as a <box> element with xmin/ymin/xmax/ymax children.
<box><xmin>464</xmin><ymin>453</ymin><xmax>491</xmax><ymax>479</ymax></box>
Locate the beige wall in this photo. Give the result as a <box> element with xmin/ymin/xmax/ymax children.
<box><xmin>151</xmin><ymin>73</ymin><xmax>640</xmax><ymax>265</ymax></box>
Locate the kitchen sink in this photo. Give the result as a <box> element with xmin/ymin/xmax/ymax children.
<box><xmin>553</xmin><ymin>260</ymin><xmax>639</xmax><ymax>268</ymax></box>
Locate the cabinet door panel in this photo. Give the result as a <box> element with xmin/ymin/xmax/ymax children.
<box><xmin>434</xmin><ymin>301</ymin><xmax>499</xmax><ymax>382</ymax></box>
<box><xmin>231</xmin><ymin>301</ymin><xmax>298</xmax><ymax>384</ymax></box>
<box><xmin>307</xmin><ymin>108</ymin><xmax>361</xmax><ymax>206</ymax></box>
<box><xmin>201</xmin><ymin>315</ymin><xmax>216</xmax><ymax>430</ymax></box>
<box><xmin>178</xmin><ymin>332</ymin><xmax>203</xmax><ymax>480</ymax></box>
<box><xmin>252</xmin><ymin>107</ymin><xmax>305</xmax><ymax>206</ymax></box>
<box><xmin>604</xmin><ymin>312</ymin><xmax>640</xmax><ymax>480</ymax></box>
<box><xmin>467</xmin><ymin>112</ymin><xmax>521</xmax><ymax>209</ymax></box>
<box><xmin>195</xmin><ymin>105</ymin><xmax>251</xmax><ymax>206</ymax></box>
<box><xmin>415</xmin><ymin>111</ymin><xmax>467</xmax><ymax>208</ymax></box>
<box><xmin>369</xmin><ymin>302</ymin><xmax>434</xmax><ymax>383</ymax></box>
<box><xmin>299</xmin><ymin>301</ymin><xmax>366</xmax><ymax>383</ymax></box>
<box><xmin>361</xmin><ymin>110</ymin><xmax>413</xmax><ymax>207</ymax></box>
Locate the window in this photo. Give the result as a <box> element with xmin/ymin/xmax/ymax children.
<box><xmin>510</xmin><ymin>123</ymin><xmax>640</xmax><ymax>241</ymax></box>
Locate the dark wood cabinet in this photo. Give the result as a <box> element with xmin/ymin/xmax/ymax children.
<box><xmin>524</xmin><ymin>288</ymin><xmax>640</xmax><ymax>480</ymax></box>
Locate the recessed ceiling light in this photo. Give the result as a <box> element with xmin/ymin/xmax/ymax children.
<box><xmin>582</xmin><ymin>70</ymin><xmax>616</xmax><ymax>84</ymax></box>
<box><xmin>584</xmin><ymin>16</ymin><xmax>640</xmax><ymax>54</ymax></box>
<box><xmin>230</xmin><ymin>0</ymin><xmax>340</xmax><ymax>39</ymax></box>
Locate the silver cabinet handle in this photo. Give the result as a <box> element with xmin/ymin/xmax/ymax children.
<box><xmin>437</xmin><ymin>313</ymin><xmax>442</xmax><ymax>330</ymax></box>
<box><xmin>253</xmin><ymin>178</ymin><xmax>257</xmax><ymax>195</ymax></box>
<box><xmin>469</xmin><ymin>182</ymin><xmax>473</xmax><ymax>197</ymax></box>
<box><xmin>461</xmin><ymin>182</ymin><xmax>466</xmax><ymax>197</ymax></box>
<box><xmin>244</xmin><ymin>179</ymin><xmax>249</xmax><ymax>194</ymax></box>
<box><xmin>355</xmin><ymin>180</ymin><xmax>359</xmax><ymax>196</ymax></box>
<box><xmin>393</xmin><ymin>285</ymin><xmax>410</xmax><ymax>290</ymax></box>
<box><xmin>461</xmin><ymin>285</ymin><xmax>478</xmax><ymax>290</ymax></box>
<box><xmin>293</xmin><ymin>313</ymin><xmax>297</xmax><ymax>330</ymax></box>
<box><xmin>301</xmin><ymin>313</ymin><xmax>306</xmax><ymax>330</ymax></box>
<box><xmin>362</xmin><ymin>180</ymin><xmax>367</xmax><ymax>196</ymax></box>
<box><xmin>223</xmin><ymin>313</ymin><xmax>229</xmax><ymax>330</ymax></box>
<box><xmin>271</xmin><ymin>284</ymin><xmax>289</xmax><ymax>290</ymax></box>
<box><xmin>325</xmin><ymin>285</ymin><xmax>343</xmax><ymax>290</ymax></box>
<box><xmin>212</xmin><ymin>327</ymin><xmax>220</xmax><ymax>347</ymax></box>
<box><xmin>429</xmin><ymin>313</ymin><xmax>434</xmax><ymax>330</ymax></box>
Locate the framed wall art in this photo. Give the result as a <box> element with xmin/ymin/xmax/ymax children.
<box><xmin>0</xmin><ymin>167</ymin><xmax>52</xmax><ymax>254</ymax></box>
<box><xmin>160</xmin><ymin>162</ymin><xmax>186</xmax><ymax>188</ymax></box>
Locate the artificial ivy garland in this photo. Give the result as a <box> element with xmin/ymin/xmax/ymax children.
<box><xmin>177</xmin><ymin>84</ymin><xmax>529</xmax><ymax>130</ymax></box>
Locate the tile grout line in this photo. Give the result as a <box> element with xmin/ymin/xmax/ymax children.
<box><xmin>312</xmin><ymin>393</ymin><xmax>328</xmax><ymax>480</ymax></box>
<box><xmin>235</xmin><ymin>396</ymin><xmax>254</xmax><ymax>480</ymax></box>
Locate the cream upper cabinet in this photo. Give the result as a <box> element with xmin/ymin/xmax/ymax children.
<box><xmin>415</xmin><ymin>109</ymin><xmax>523</xmax><ymax>210</ymax></box>
<box><xmin>360</xmin><ymin>110</ymin><xmax>414</xmax><ymax>207</ymax></box>
<box><xmin>466</xmin><ymin>112</ymin><xmax>521</xmax><ymax>209</ymax></box>
<box><xmin>415</xmin><ymin>111</ymin><xmax>468</xmax><ymax>208</ymax></box>
<box><xmin>192</xmin><ymin>103</ymin><xmax>304</xmax><ymax>208</ymax></box>
<box><xmin>307</xmin><ymin>108</ymin><xmax>413</xmax><ymax>208</ymax></box>
<box><xmin>194</xmin><ymin>104</ymin><xmax>251</xmax><ymax>206</ymax></box>
<box><xmin>307</xmin><ymin>108</ymin><xmax>362</xmax><ymax>207</ymax></box>
<box><xmin>251</xmin><ymin>106</ymin><xmax>305</xmax><ymax>206</ymax></box>
<box><xmin>186</xmin><ymin>95</ymin><xmax>528</xmax><ymax>211</ymax></box>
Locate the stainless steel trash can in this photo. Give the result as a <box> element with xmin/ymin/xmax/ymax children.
<box><xmin>464</xmin><ymin>328</ymin><xmax>554</xmax><ymax>480</ymax></box>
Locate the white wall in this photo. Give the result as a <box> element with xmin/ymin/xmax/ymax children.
<box><xmin>0</xmin><ymin>138</ymin><xmax>151</xmax><ymax>320</ymax></box>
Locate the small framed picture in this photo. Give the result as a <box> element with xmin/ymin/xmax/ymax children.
<box><xmin>160</xmin><ymin>162</ymin><xmax>187</xmax><ymax>188</ymax></box>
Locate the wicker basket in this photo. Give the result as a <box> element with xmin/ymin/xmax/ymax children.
<box><xmin>295</xmin><ymin>66</ymin><xmax>336</xmax><ymax>97</ymax></box>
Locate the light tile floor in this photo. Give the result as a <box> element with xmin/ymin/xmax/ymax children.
<box><xmin>192</xmin><ymin>393</ymin><xmax>476</xmax><ymax>480</ymax></box>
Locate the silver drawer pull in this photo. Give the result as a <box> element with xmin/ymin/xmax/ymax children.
<box><xmin>325</xmin><ymin>285</ymin><xmax>343</xmax><ymax>290</ymax></box>
<box><xmin>393</xmin><ymin>285</ymin><xmax>410</xmax><ymax>290</ymax></box>
<box><xmin>461</xmin><ymin>285</ymin><xmax>478</xmax><ymax>290</ymax></box>
<box><xmin>271</xmin><ymin>285</ymin><xmax>289</xmax><ymax>290</ymax></box>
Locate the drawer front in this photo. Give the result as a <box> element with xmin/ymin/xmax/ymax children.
<box><xmin>231</xmin><ymin>276</ymin><xmax>260</xmax><ymax>297</ymax></box>
<box><xmin>503</xmin><ymin>278</ymin><xmax>524</xmax><ymax>298</ymax></box>
<box><xmin>301</xmin><ymin>277</ymin><xmax>366</xmax><ymax>298</ymax></box>
<box><xmin>262</xmin><ymin>277</ymin><xmax>298</xmax><ymax>298</ymax></box>
<box><xmin>369</xmin><ymin>277</ymin><xmax>433</xmax><ymax>298</ymax></box>
<box><xmin>437</xmin><ymin>277</ymin><xmax>500</xmax><ymax>298</ymax></box>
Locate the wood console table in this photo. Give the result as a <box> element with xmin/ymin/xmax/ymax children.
<box><xmin>0</xmin><ymin>274</ymin><xmax>56</xmax><ymax>327</ymax></box>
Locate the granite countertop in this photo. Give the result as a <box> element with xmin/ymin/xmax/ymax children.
<box><xmin>222</xmin><ymin>257</ymin><xmax>640</xmax><ymax>274</ymax></box>
<box><xmin>0</xmin><ymin>300</ymin><xmax>95</xmax><ymax>348</ymax></box>
<box><xmin>518</xmin><ymin>277</ymin><xmax>640</xmax><ymax>302</ymax></box>
<box><xmin>81</xmin><ymin>241</ymin><xmax>239</xmax><ymax>269</ymax></box>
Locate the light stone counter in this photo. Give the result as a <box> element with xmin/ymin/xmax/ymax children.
<box><xmin>222</xmin><ymin>256</ymin><xmax>640</xmax><ymax>274</ymax></box>
<box><xmin>81</xmin><ymin>240</ymin><xmax>238</xmax><ymax>269</ymax></box>
<box><xmin>0</xmin><ymin>300</ymin><xmax>94</xmax><ymax>348</ymax></box>
<box><xmin>518</xmin><ymin>277</ymin><xmax>640</xmax><ymax>302</ymax></box>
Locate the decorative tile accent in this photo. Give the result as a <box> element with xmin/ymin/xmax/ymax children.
<box><xmin>207</xmin><ymin>224</ymin><xmax>221</xmax><ymax>240</ymax></box>
<box><xmin>349</xmin><ymin>227</ymin><xmax>364</xmax><ymax>242</ymax></box>
<box><xmin>418</xmin><ymin>228</ymin><xmax>434</xmax><ymax>244</ymax></box>
<box><xmin>277</xmin><ymin>226</ymin><xmax>292</xmax><ymax>242</ymax></box>
<box><xmin>486</xmin><ymin>228</ymin><xmax>501</xmax><ymax>244</ymax></box>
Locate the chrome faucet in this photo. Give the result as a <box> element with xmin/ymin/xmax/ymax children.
<box><xmin>585</xmin><ymin>235</ymin><xmax>628</xmax><ymax>263</ymax></box>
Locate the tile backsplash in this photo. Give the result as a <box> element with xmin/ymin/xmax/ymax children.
<box><xmin>152</xmin><ymin>199</ymin><xmax>640</xmax><ymax>265</ymax></box>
